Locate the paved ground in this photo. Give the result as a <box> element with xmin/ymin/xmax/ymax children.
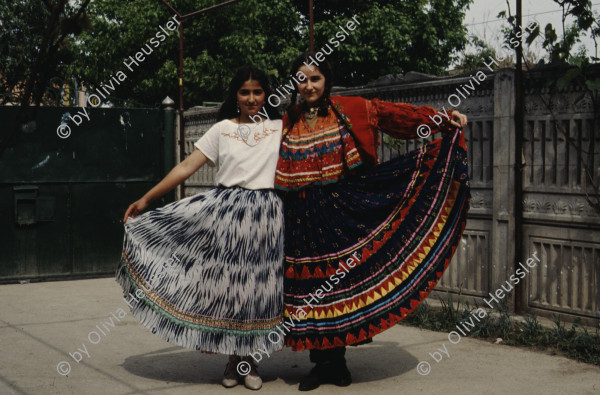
<box><xmin>1</xmin><ymin>278</ymin><xmax>599</xmax><ymax>395</ymax></box>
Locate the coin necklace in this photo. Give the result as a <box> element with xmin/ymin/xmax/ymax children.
<box><xmin>304</xmin><ymin>106</ymin><xmax>319</xmax><ymax>121</ymax></box>
<box><xmin>237</xmin><ymin>117</ymin><xmax>264</xmax><ymax>146</ymax></box>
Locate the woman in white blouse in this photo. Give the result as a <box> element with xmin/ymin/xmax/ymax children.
<box><xmin>117</xmin><ymin>66</ymin><xmax>283</xmax><ymax>390</ymax></box>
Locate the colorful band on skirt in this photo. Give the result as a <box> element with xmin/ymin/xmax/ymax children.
<box><xmin>115</xmin><ymin>187</ymin><xmax>285</xmax><ymax>355</ymax></box>
<box><xmin>282</xmin><ymin>130</ymin><xmax>471</xmax><ymax>351</ymax></box>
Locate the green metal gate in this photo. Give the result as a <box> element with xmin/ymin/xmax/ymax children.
<box><xmin>0</xmin><ymin>101</ymin><xmax>175</xmax><ymax>282</ymax></box>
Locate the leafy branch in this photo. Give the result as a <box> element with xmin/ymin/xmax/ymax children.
<box><xmin>0</xmin><ymin>0</ymin><xmax>91</xmax><ymax>154</ymax></box>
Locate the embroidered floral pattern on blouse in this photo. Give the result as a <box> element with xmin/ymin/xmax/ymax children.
<box><xmin>221</xmin><ymin>125</ymin><xmax>280</xmax><ymax>144</ymax></box>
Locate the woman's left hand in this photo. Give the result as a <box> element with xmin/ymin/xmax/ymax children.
<box><xmin>450</xmin><ymin>110</ymin><xmax>468</xmax><ymax>128</ymax></box>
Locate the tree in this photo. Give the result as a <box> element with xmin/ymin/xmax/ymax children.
<box><xmin>453</xmin><ymin>33</ymin><xmax>540</xmax><ymax>72</ymax></box>
<box><xmin>0</xmin><ymin>0</ymin><xmax>91</xmax><ymax>154</ymax></box>
<box><xmin>60</xmin><ymin>0</ymin><xmax>473</xmax><ymax>107</ymax></box>
<box><xmin>453</xmin><ymin>34</ymin><xmax>500</xmax><ymax>72</ymax></box>
<box><xmin>298</xmin><ymin>0</ymin><xmax>473</xmax><ymax>86</ymax></box>
<box><xmin>64</xmin><ymin>0</ymin><xmax>304</xmax><ymax>108</ymax></box>
<box><xmin>0</xmin><ymin>1</ymin><xmax>90</xmax><ymax>106</ymax></box>
<box><xmin>2</xmin><ymin>1</ymin><xmax>474</xmax><ymax>111</ymax></box>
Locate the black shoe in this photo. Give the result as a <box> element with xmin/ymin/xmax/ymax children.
<box><xmin>298</xmin><ymin>361</ymin><xmax>352</xmax><ymax>391</ymax></box>
<box><xmin>330</xmin><ymin>361</ymin><xmax>352</xmax><ymax>387</ymax></box>
<box><xmin>298</xmin><ymin>365</ymin><xmax>322</xmax><ymax>391</ymax></box>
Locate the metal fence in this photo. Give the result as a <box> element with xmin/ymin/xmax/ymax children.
<box><xmin>0</xmin><ymin>103</ymin><xmax>174</xmax><ymax>282</ymax></box>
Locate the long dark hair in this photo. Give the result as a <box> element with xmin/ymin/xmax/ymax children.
<box><xmin>286</xmin><ymin>52</ymin><xmax>334</xmax><ymax>126</ymax></box>
<box><xmin>283</xmin><ymin>51</ymin><xmax>361</xmax><ymax>162</ymax></box>
<box><xmin>217</xmin><ymin>65</ymin><xmax>281</xmax><ymax>121</ymax></box>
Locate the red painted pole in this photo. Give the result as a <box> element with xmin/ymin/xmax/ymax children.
<box><xmin>160</xmin><ymin>0</ymin><xmax>245</xmax><ymax>198</ymax></box>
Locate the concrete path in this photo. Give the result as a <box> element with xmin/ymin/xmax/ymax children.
<box><xmin>1</xmin><ymin>278</ymin><xmax>599</xmax><ymax>395</ymax></box>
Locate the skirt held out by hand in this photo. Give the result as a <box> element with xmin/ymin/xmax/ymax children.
<box><xmin>282</xmin><ymin>130</ymin><xmax>471</xmax><ymax>351</ymax></box>
<box><xmin>116</xmin><ymin>187</ymin><xmax>285</xmax><ymax>356</ymax></box>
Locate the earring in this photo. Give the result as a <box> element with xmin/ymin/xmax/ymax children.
<box><xmin>236</xmin><ymin>102</ymin><xmax>240</xmax><ymax>114</ymax></box>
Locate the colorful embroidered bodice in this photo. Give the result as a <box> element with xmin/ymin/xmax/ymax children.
<box><xmin>275</xmin><ymin>108</ymin><xmax>363</xmax><ymax>191</ymax></box>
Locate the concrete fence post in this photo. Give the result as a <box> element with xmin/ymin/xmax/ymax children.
<box><xmin>491</xmin><ymin>69</ymin><xmax>518</xmax><ymax>312</ymax></box>
<box><xmin>162</xmin><ymin>96</ymin><xmax>176</xmax><ymax>203</ymax></box>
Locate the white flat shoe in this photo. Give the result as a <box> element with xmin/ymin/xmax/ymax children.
<box><xmin>222</xmin><ymin>358</ymin><xmax>241</xmax><ymax>388</ymax></box>
<box><xmin>244</xmin><ymin>373</ymin><xmax>262</xmax><ymax>390</ymax></box>
<box><xmin>241</xmin><ymin>357</ymin><xmax>262</xmax><ymax>390</ymax></box>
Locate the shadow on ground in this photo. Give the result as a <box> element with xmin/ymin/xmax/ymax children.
<box><xmin>120</xmin><ymin>339</ymin><xmax>418</xmax><ymax>386</ymax></box>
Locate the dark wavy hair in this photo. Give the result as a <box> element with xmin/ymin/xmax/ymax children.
<box><xmin>284</xmin><ymin>51</ymin><xmax>358</xmax><ymax>140</ymax></box>
<box><xmin>286</xmin><ymin>52</ymin><xmax>334</xmax><ymax>126</ymax></box>
<box><xmin>217</xmin><ymin>65</ymin><xmax>281</xmax><ymax>121</ymax></box>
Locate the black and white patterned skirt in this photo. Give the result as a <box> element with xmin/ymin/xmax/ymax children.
<box><xmin>115</xmin><ymin>187</ymin><xmax>284</xmax><ymax>356</ymax></box>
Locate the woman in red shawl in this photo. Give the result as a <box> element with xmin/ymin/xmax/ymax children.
<box><xmin>275</xmin><ymin>52</ymin><xmax>470</xmax><ymax>391</ymax></box>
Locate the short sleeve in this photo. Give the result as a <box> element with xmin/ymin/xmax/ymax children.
<box><xmin>194</xmin><ymin>123</ymin><xmax>220</xmax><ymax>166</ymax></box>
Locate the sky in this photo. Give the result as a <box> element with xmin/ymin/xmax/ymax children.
<box><xmin>464</xmin><ymin>0</ymin><xmax>600</xmax><ymax>61</ymax></box>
